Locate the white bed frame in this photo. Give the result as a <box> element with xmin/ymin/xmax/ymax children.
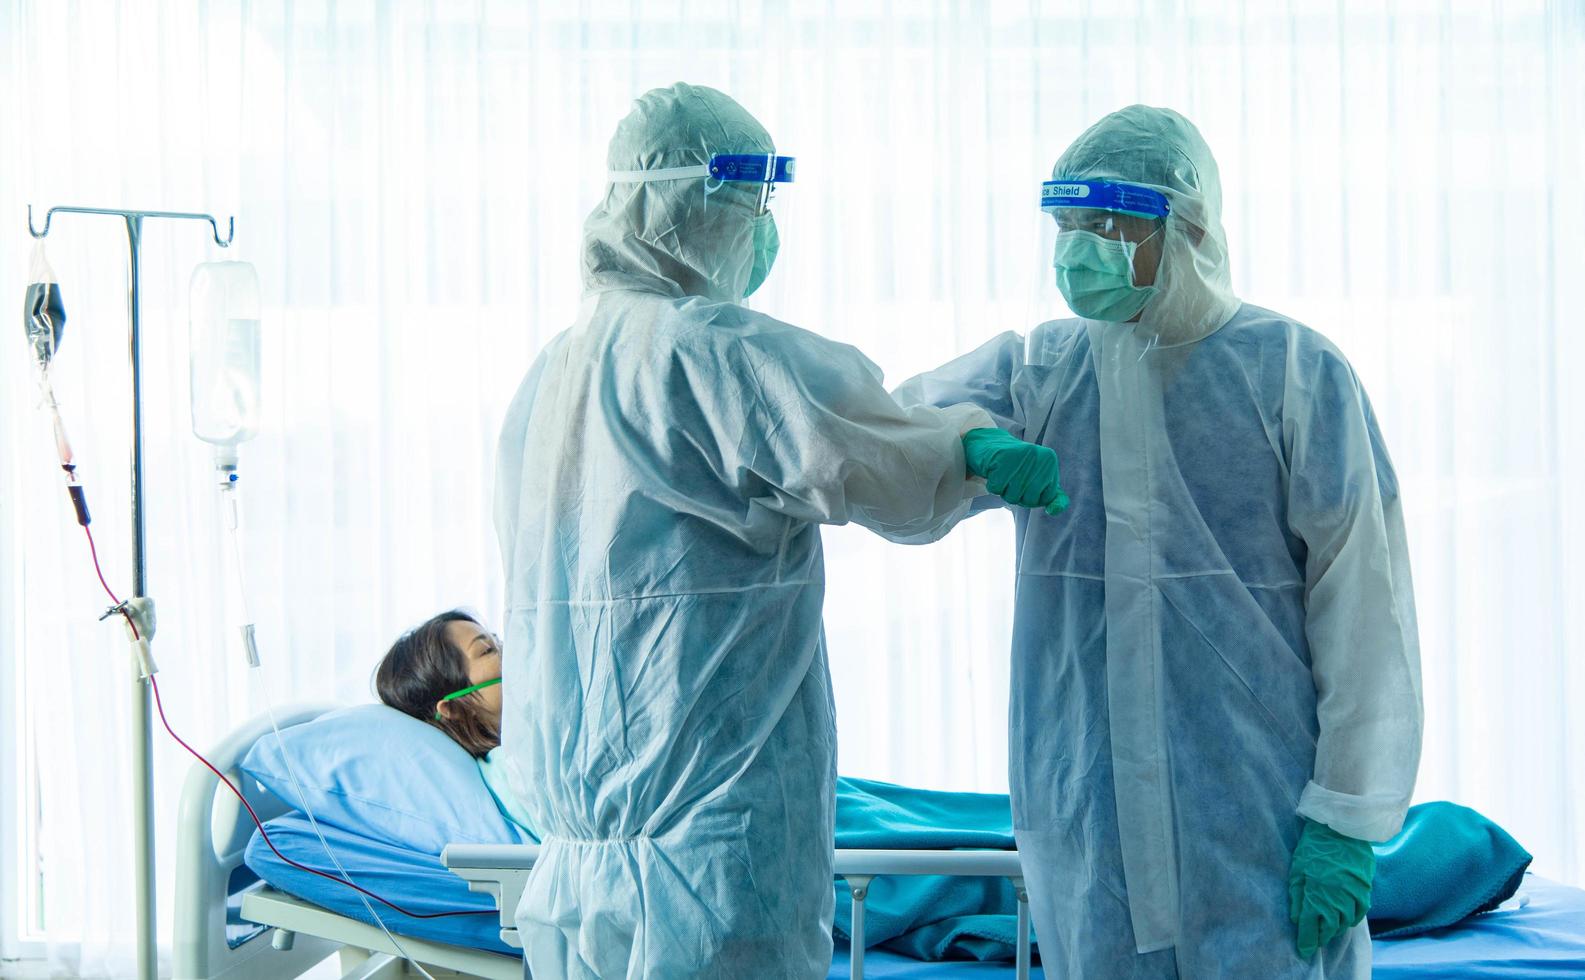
<box><xmin>174</xmin><ymin>705</ymin><xmax>1034</xmax><ymax>980</ymax></box>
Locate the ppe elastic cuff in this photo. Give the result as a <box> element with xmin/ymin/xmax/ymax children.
<box><xmin>1296</xmin><ymin>781</ymin><xmax>1412</xmax><ymax>843</ymax></box>
<box><xmin>942</xmin><ymin>403</ymin><xmax>997</xmax><ymax>439</ymax></box>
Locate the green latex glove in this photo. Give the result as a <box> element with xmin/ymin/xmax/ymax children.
<box><xmin>1288</xmin><ymin>818</ymin><xmax>1376</xmax><ymax>960</ymax></box>
<box><xmin>961</xmin><ymin>428</ymin><xmax>1070</xmax><ymax>515</ymax></box>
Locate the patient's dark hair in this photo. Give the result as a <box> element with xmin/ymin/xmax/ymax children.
<box><xmin>374</xmin><ymin>609</ymin><xmax>500</xmax><ymax>759</ymax></box>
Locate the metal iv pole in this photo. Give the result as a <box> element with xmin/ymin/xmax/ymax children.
<box><xmin>25</xmin><ymin>205</ymin><xmax>235</xmax><ymax>980</ymax></box>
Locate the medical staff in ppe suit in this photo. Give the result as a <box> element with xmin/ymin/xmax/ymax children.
<box><xmin>893</xmin><ymin>105</ymin><xmax>1424</xmax><ymax>978</ymax></box>
<box><xmin>493</xmin><ymin>82</ymin><xmax>1065</xmax><ymax>979</ymax></box>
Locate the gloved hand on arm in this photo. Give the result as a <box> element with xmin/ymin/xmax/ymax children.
<box><xmin>961</xmin><ymin>428</ymin><xmax>1070</xmax><ymax>515</ymax></box>
<box><xmin>1288</xmin><ymin>818</ymin><xmax>1377</xmax><ymax>959</ymax></box>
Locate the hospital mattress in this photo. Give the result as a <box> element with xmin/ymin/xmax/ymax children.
<box><xmin>244</xmin><ymin>814</ymin><xmax>513</xmax><ymax>953</ymax></box>
<box><xmin>247</xmin><ymin>818</ymin><xmax>1585</xmax><ymax>978</ymax></box>
<box><xmin>1372</xmin><ymin>874</ymin><xmax>1585</xmax><ymax>978</ymax></box>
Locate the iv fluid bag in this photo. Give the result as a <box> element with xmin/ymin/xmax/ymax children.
<box><xmin>23</xmin><ymin>242</ymin><xmax>66</xmax><ymax>372</ymax></box>
<box><xmin>190</xmin><ymin>262</ymin><xmax>262</xmax><ymax>448</ymax></box>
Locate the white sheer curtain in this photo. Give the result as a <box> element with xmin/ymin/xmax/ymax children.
<box><xmin>0</xmin><ymin>2</ymin><xmax>1580</xmax><ymax>975</ymax></box>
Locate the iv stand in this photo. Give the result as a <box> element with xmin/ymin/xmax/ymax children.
<box><xmin>26</xmin><ymin>205</ymin><xmax>235</xmax><ymax>980</ymax></box>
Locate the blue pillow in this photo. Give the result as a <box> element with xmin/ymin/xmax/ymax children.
<box><xmin>240</xmin><ymin>703</ymin><xmax>528</xmax><ymax>854</ymax></box>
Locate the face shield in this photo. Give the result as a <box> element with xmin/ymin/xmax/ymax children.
<box><xmin>706</xmin><ymin>153</ymin><xmax>795</xmax><ymax>215</ymax></box>
<box><xmin>1040</xmin><ymin>179</ymin><xmax>1170</xmax><ymax>323</ymax></box>
<box><xmin>607</xmin><ymin>152</ymin><xmax>796</xmax><ymax>299</ymax></box>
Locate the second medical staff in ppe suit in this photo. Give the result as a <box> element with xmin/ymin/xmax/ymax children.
<box><xmin>895</xmin><ymin>106</ymin><xmax>1423</xmax><ymax>978</ymax></box>
<box><xmin>494</xmin><ymin>83</ymin><xmax>1064</xmax><ymax>979</ymax></box>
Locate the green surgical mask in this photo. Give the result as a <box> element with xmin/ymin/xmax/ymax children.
<box><xmin>744</xmin><ymin>211</ymin><xmax>779</xmax><ymax>298</ymax></box>
<box><xmin>435</xmin><ymin>676</ymin><xmax>501</xmax><ymax>720</ymax></box>
<box><xmin>1052</xmin><ymin>228</ymin><xmax>1159</xmax><ymax>322</ymax></box>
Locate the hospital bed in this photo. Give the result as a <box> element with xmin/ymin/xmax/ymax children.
<box><xmin>174</xmin><ymin>704</ymin><xmax>1033</xmax><ymax>980</ymax></box>
<box><xmin>175</xmin><ymin>705</ymin><xmax>1585</xmax><ymax>979</ymax></box>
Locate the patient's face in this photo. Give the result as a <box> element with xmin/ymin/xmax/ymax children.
<box><xmin>444</xmin><ymin>620</ymin><xmax>503</xmax><ymax>731</ymax></box>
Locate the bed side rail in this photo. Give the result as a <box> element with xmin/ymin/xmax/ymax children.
<box><xmin>173</xmin><ymin>702</ymin><xmax>343</xmax><ymax>980</ymax></box>
<box><xmin>441</xmin><ymin>844</ymin><xmax>1032</xmax><ymax>980</ymax></box>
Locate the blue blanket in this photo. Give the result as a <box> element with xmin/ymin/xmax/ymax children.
<box><xmin>1369</xmin><ymin>801</ymin><xmax>1532</xmax><ymax>939</ymax></box>
<box><xmin>832</xmin><ymin>780</ymin><xmax>1533</xmax><ymax>960</ymax></box>
<box><xmin>833</xmin><ymin>777</ymin><xmax>1021</xmax><ymax>961</ymax></box>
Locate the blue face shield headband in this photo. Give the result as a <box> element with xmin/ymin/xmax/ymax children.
<box><xmin>610</xmin><ymin>152</ymin><xmax>796</xmax><ymax>213</ymax></box>
<box><xmin>1039</xmin><ymin>180</ymin><xmax>1170</xmax><ymax>220</ymax></box>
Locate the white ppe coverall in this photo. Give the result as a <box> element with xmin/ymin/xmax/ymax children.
<box><xmin>494</xmin><ymin>82</ymin><xmax>991</xmax><ymax>979</ymax></box>
<box><xmin>895</xmin><ymin>106</ymin><xmax>1423</xmax><ymax>979</ymax></box>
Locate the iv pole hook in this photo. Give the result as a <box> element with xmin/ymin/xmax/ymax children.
<box><xmin>28</xmin><ymin>204</ymin><xmax>234</xmax><ymax>247</ymax></box>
